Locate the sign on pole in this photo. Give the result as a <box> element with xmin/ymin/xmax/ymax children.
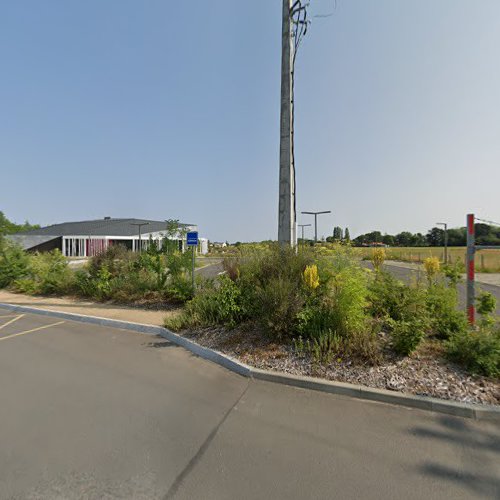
<box><xmin>186</xmin><ymin>231</ymin><xmax>198</xmax><ymax>247</ymax></box>
<box><xmin>186</xmin><ymin>231</ymin><xmax>198</xmax><ymax>294</ymax></box>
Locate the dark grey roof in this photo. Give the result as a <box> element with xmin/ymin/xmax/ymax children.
<box><xmin>7</xmin><ymin>234</ymin><xmax>60</xmax><ymax>250</ymax></box>
<box><xmin>14</xmin><ymin>218</ymin><xmax>195</xmax><ymax>237</ymax></box>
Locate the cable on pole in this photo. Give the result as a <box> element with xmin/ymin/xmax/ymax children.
<box><xmin>287</xmin><ymin>1</ymin><xmax>337</xmax><ymax>231</ymax></box>
<box><xmin>289</xmin><ymin>1</ymin><xmax>310</xmax><ymax>233</ymax></box>
<box><xmin>475</xmin><ymin>217</ymin><xmax>500</xmax><ymax>227</ymax></box>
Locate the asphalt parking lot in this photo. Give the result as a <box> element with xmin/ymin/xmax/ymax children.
<box><xmin>0</xmin><ymin>309</ymin><xmax>498</xmax><ymax>499</ymax></box>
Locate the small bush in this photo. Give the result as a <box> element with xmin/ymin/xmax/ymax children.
<box><xmin>254</xmin><ymin>275</ymin><xmax>304</xmax><ymax>339</ymax></box>
<box><xmin>293</xmin><ymin>327</ymin><xmax>380</xmax><ymax>366</ymax></box>
<box><xmin>0</xmin><ymin>241</ymin><xmax>30</xmax><ymax>288</ymax></box>
<box><xmin>165</xmin><ymin>275</ymin><xmax>194</xmax><ymax>303</ymax></box>
<box><xmin>80</xmin><ymin>243</ymin><xmax>194</xmax><ymax>304</ymax></box>
<box><xmin>369</xmin><ymin>271</ymin><xmax>429</xmax><ymax>355</ymax></box>
<box><xmin>369</xmin><ymin>271</ymin><xmax>428</xmax><ymax>323</ymax></box>
<box><xmin>423</xmin><ymin>257</ymin><xmax>440</xmax><ymax>284</ymax></box>
<box><xmin>222</xmin><ymin>256</ymin><xmax>240</xmax><ymax>281</ymax></box>
<box><xmin>297</xmin><ymin>266</ymin><xmax>368</xmax><ymax>340</ymax></box>
<box><xmin>345</xmin><ymin>328</ymin><xmax>382</xmax><ymax>365</ymax></box>
<box><xmin>308</xmin><ymin>330</ymin><xmax>342</xmax><ymax>365</ymax></box>
<box><xmin>476</xmin><ymin>291</ymin><xmax>497</xmax><ymax>327</ymax></box>
<box><xmin>442</xmin><ymin>261</ymin><xmax>464</xmax><ymax>287</ymax></box>
<box><xmin>303</xmin><ymin>264</ymin><xmax>320</xmax><ymax>289</ymax></box>
<box><xmin>13</xmin><ymin>250</ymin><xmax>74</xmax><ymax>295</ymax></box>
<box><xmin>237</xmin><ymin>245</ymin><xmax>313</xmax><ymax>338</ymax></box>
<box><xmin>168</xmin><ymin>275</ymin><xmax>243</xmax><ymax>330</ymax></box>
<box><xmin>74</xmin><ymin>269</ymin><xmax>98</xmax><ymax>297</ymax></box>
<box><xmin>446</xmin><ymin>326</ymin><xmax>500</xmax><ymax>378</ymax></box>
<box><xmin>426</xmin><ymin>283</ymin><xmax>468</xmax><ymax>339</ymax></box>
<box><xmin>88</xmin><ymin>245</ymin><xmax>130</xmax><ymax>278</ymax></box>
<box><xmin>371</xmin><ymin>248</ymin><xmax>386</xmax><ymax>271</ymax></box>
<box><xmin>389</xmin><ymin>317</ymin><xmax>428</xmax><ymax>356</ymax></box>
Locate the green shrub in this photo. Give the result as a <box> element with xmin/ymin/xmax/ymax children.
<box><xmin>13</xmin><ymin>250</ymin><xmax>74</xmax><ymax>295</ymax></box>
<box><xmin>74</xmin><ymin>269</ymin><xmax>98</xmax><ymax>297</ymax></box>
<box><xmin>254</xmin><ymin>275</ymin><xmax>304</xmax><ymax>338</ymax></box>
<box><xmin>368</xmin><ymin>271</ymin><xmax>430</xmax><ymax>355</ymax></box>
<box><xmin>476</xmin><ymin>291</ymin><xmax>497</xmax><ymax>328</ymax></box>
<box><xmin>168</xmin><ymin>275</ymin><xmax>243</xmax><ymax>330</ymax></box>
<box><xmin>477</xmin><ymin>291</ymin><xmax>497</xmax><ymax>316</ymax></box>
<box><xmin>293</xmin><ymin>327</ymin><xmax>380</xmax><ymax>366</ymax></box>
<box><xmin>88</xmin><ymin>245</ymin><xmax>131</xmax><ymax>278</ymax></box>
<box><xmin>94</xmin><ymin>266</ymin><xmax>113</xmax><ymax>299</ymax></box>
<box><xmin>446</xmin><ymin>326</ymin><xmax>500</xmax><ymax>378</ymax></box>
<box><xmin>371</xmin><ymin>248</ymin><xmax>386</xmax><ymax>271</ymax></box>
<box><xmin>236</xmin><ymin>245</ymin><xmax>313</xmax><ymax>338</ymax></box>
<box><xmin>324</xmin><ymin>265</ymin><xmax>368</xmax><ymax>336</ymax></box>
<box><xmin>0</xmin><ymin>241</ymin><xmax>30</xmax><ymax>288</ymax></box>
<box><xmin>307</xmin><ymin>330</ymin><xmax>342</xmax><ymax>365</ymax></box>
<box><xmin>426</xmin><ymin>283</ymin><xmax>468</xmax><ymax>339</ymax></box>
<box><xmin>389</xmin><ymin>317</ymin><xmax>428</xmax><ymax>356</ymax></box>
<box><xmin>345</xmin><ymin>328</ymin><xmax>382</xmax><ymax>364</ymax></box>
<box><xmin>81</xmin><ymin>244</ymin><xmax>192</xmax><ymax>303</ymax></box>
<box><xmin>442</xmin><ymin>261</ymin><xmax>464</xmax><ymax>287</ymax></box>
<box><xmin>165</xmin><ymin>275</ymin><xmax>194</xmax><ymax>303</ymax></box>
<box><xmin>369</xmin><ymin>271</ymin><xmax>428</xmax><ymax>323</ymax></box>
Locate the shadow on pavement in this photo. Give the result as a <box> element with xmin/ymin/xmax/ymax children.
<box><xmin>412</xmin><ymin>415</ymin><xmax>500</xmax><ymax>498</ymax></box>
<box><xmin>144</xmin><ymin>340</ymin><xmax>178</xmax><ymax>349</ymax></box>
<box><xmin>419</xmin><ymin>463</ymin><xmax>500</xmax><ymax>498</ymax></box>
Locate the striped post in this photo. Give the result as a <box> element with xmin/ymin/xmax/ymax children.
<box><xmin>466</xmin><ymin>213</ymin><xmax>475</xmax><ymax>324</ymax></box>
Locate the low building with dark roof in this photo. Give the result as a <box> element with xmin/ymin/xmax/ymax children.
<box><xmin>7</xmin><ymin>218</ymin><xmax>208</xmax><ymax>256</ymax></box>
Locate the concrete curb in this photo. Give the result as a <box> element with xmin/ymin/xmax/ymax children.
<box><xmin>1</xmin><ymin>302</ymin><xmax>499</xmax><ymax>422</ymax></box>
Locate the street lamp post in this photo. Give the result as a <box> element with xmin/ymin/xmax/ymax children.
<box><xmin>298</xmin><ymin>223</ymin><xmax>311</xmax><ymax>242</ymax></box>
<box><xmin>301</xmin><ymin>211</ymin><xmax>331</xmax><ymax>242</ymax></box>
<box><xmin>436</xmin><ymin>222</ymin><xmax>448</xmax><ymax>264</ymax></box>
<box><xmin>131</xmin><ymin>222</ymin><xmax>150</xmax><ymax>254</ymax></box>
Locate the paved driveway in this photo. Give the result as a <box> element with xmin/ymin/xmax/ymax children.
<box><xmin>0</xmin><ymin>309</ymin><xmax>498</xmax><ymax>499</ymax></box>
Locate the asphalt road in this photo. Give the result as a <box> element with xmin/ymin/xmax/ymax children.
<box><xmin>0</xmin><ymin>309</ymin><xmax>498</xmax><ymax>499</ymax></box>
<box><xmin>196</xmin><ymin>258</ymin><xmax>225</xmax><ymax>279</ymax></box>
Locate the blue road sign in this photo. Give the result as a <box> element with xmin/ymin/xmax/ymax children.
<box><xmin>186</xmin><ymin>231</ymin><xmax>198</xmax><ymax>246</ymax></box>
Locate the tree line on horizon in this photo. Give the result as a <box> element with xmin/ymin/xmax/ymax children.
<box><xmin>0</xmin><ymin>211</ymin><xmax>40</xmax><ymax>237</ymax></box>
<box><xmin>352</xmin><ymin>224</ymin><xmax>500</xmax><ymax>247</ymax></box>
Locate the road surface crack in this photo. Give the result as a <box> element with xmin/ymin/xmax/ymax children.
<box><xmin>164</xmin><ymin>380</ymin><xmax>250</xmax><ymax>499</ymax></box>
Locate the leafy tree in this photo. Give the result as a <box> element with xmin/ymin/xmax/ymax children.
<box><xmin>344</xmin><ymin>227</ymin><xmax>350</xmax><ymax>242</ymax></box>
<box><xmin>332</xmin><ymin>226</ymin><xmax>343</xmax><ymax>241</ymax></box>
<box><xmin>395</xmin><ymin>232</ymin><xmax>414</xmax><ymax>246</ymax></box>
<box><xmin>0</xmin><ymin>211</ymin><xmax>39</xmax><ymax>236</ymax></box>
<box><xmin>382</xmin><ymin>234</ymin><xmax>395</xmax><ymax>246</ymax></box>
<box><xmin>447</xmin><ymin>228</ymin><xmax>466</xmax><ymax>246</ymax></box>
<box><xmin>410</xmin><ymin>233</ymin><xmax>427</xmax><ymax>246</ymax></box>
<box><xmin>426</xmin><ymin>227</ymin><xmax>444</xmax><ymax>247</ymax></box>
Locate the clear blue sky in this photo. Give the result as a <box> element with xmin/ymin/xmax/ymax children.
<box><xmin>1</xmin><ymin>1</ymin><xmax>499</xmax><ymax>241</ymax></box>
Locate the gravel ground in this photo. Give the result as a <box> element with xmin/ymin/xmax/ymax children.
<box><xmin>181</xmin><ymin>327</ymin><xmax>499</xmax><ymax>406</ymax></box>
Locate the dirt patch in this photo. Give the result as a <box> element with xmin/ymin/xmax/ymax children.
<box><xmin>180</xmin><ymin>326</ymin><xmax>499</xmax><ymax>406</ymax></box>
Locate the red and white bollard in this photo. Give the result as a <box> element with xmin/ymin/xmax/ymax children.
<box><xmin>466</xmin><ymin>213</ymin><xmax>475</xmax><ymax>324</ymax></box>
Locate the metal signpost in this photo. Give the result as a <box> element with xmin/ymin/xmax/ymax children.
<box><xmin>186</xmin><ymin>231</ymin><xmax>198</xmax><ymax>292</ymax></box>
<box><xmin>465</xmin><ymin>213</ymin><xmax>500</xmax><ymax>324</ymax></box>
<box><xmin>436</xmin><ymin>222</ymin><xmax>448</xmax><ymax>264</ymax></box>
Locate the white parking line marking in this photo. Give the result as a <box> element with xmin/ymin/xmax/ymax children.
<box><xmin>0</xmin><ymin>321</ymin><xmax>65</xmax><ymax>342</ymax></box>
<box><xmin>0</xmin><ymin>314</ymin><xmax>25</xmax><ymax>331</ymax></box>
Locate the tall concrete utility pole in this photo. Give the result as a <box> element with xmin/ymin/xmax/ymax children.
<box><xmin>278</xmin><ymin>0</ymin><xmax>296</xmax><ymax>247</ymax></box>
